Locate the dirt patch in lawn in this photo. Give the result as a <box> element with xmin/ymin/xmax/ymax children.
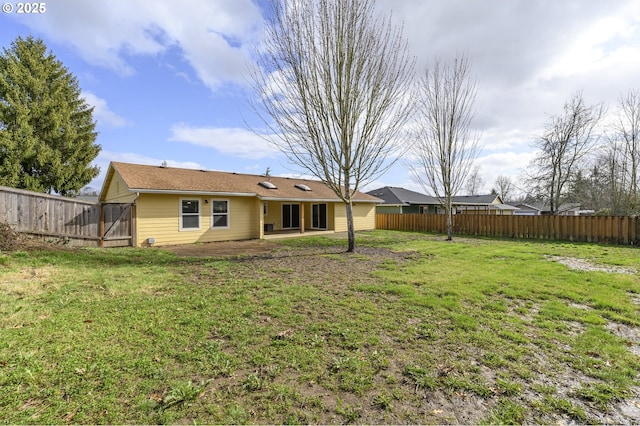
<box><xmin>546</xmin><ymin>255</ymin><xmax>636</xmax><ymax>274</ymax></box>
<box><xmin>162</xmin><ymin>239</ymin><xmax>283</xmax><ymax>258</ymax></box>
<box><xmin>167</xmin><ymin>239</ymin><xmax>420</xmax><ymax>292</ymax></box>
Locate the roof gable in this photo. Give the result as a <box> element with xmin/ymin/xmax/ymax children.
<box><xmin>533</xmin><ymin>202</ymin><xmax>581</xmax><ymax>212</ymax></box>
<box><xmin>100</xmin><ymin>162</ymin><xmax>380</xmax><ymax>202</ymax></box>
<box><xmin>513</xmin><ymin>203</ymin><xmax>540</xmax><ymax>211</ymax></box>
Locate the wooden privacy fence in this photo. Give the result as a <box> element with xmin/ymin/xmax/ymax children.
<box><xmin>0</xmin><ymin>186</ymin><xmax>134</xmax><ymax>247</ymax></box>
<box><xmin>376</xmin><ymin>213</ymin><xmax>640</xmax><ymax>245</ymax></box>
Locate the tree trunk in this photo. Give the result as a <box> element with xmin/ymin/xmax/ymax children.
<box><xmin>346</xmin><ymin>200</ymin><xmax>355</xmax><ymax>252</ymax></box>
<box><xmin>446</xmin><ymin>207</ymin><xmax>453</xmax><ymax>241</ymax></box>
<box><xmin>549</xmin><ymin>170</ymin><xmax>556</xmax><ymax>214</ymax></box>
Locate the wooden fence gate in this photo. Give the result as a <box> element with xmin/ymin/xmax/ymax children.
<box><xmin>0</xmin><ymin>186</ymin><xmax>134</xmax><ymax>247</ymax></box>
<box><xmin>100</xmin><ymin>203</ymin><xmax>134</xmax><ymax>247</ymax></box>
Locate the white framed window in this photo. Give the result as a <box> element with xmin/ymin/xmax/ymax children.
<box><xmin>180</xmin><ymin>199</ymin><xmax>200</xmax><ymax>230</ymax></box>
<box><xmin>263</xmin><ymin>202</ymin><xmax>268</xmax><ymax>215</ymax></box>
<box><xmin>212</xmin><ymin>199</ymin><xmax>230</xmax><ymax>229</ymax></box>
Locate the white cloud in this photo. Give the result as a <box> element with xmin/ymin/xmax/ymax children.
<box><xmin>537</xmin><ymin>3</ymin><xmax>640</xmax><ymax>82</ymax></box>
<box><xmin>19</xmin><ymin>0</ymin><xmax>263</xmax><ymax>90</ymax></box>
<box><xmin>474</xmin><ymin>151</ymin><xmax>538</xmax><ymax>195</ymax></box>
<box><xmin>168</xmin><ymin>123</ymin><xmax>279</xmax><ymax>159</ymax></box>
<box><xmin>382</xmin><ymin>2</ymin><xmax>639</xmax><ymax>125</ymax></box>
<box><xmin>82</xmin><ymin>91</ymin><xmax>130</xmax><ymax>127</ymax></box>
<box><xmin>99</xmin><ymin>150</ymin><xmax>203</xmax><ymax>169</ymax></box>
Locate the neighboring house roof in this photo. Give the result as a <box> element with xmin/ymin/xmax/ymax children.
<box><xmin>100</xmin><ymin>162</ymin><xmax>380</xmax><ymax>203</ymax></box>
<box><xmin>452</xmin><ymin>194</ymin><xmax>520</xmax><ymax>212</ymax></box>
<box><xmin>491</xmin><ymin>204</ymin><xmax>519</xmax><ymax>211</ymax></box>
<box><xmin>451</xmin><ymin>194</ymin><xmax>503</xmax><ymax>205</ymax></box>
<box><xmin>366</xmin><ymin>186</ymin><xmax>439</xmax><ymax>205</ymax></box>
<box><xmin>512</xmin><ymin>202</ymin><xmax>581</xmax><ymax>213</ymax></box>
<box><xmin>554</xmin><ymin>203</ymin><xmax>582</xmax><ymax>213</ymax></box>
<box><xmin>512</xmin><ymin>203</ymin><xmax>540</xmax><ymax>212</ymax></box>
<box><xmin>367</xmin><ymin>187</ymin><xmax>515</xmax><ymax>211</ymax></box>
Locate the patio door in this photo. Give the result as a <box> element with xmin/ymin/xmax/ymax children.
<box><xmin>282</xmin><ymin>204</ymin><xmax>300</xmax><ymax>229</ymax></box>
<box><xmin>312</xmin><ymin>203</ymin><xmax>327</xmax><ymax>229</ymax></box>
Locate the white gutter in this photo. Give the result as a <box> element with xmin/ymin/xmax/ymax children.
<box><xmin>258</xmin><ymin>196</ymin><xmax>379</xmax><ymax>203</ymax></box>
<box><xmin>128</xmin><ymin>189</ymin><xmax>257</xmax><ymax>197</ymax></box>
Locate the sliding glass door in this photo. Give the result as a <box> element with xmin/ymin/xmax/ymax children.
<box><xmin>312</xmin><ymin>203</ymin><xmax>327</xmax><ymax>229</ymax></box>
<box><xmin>282</xmin><ymin>204</ymin><xmax>300</xmax><ymax>229</ymax></box>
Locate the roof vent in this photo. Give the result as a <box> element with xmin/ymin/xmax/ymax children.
<box><xmin>259</xmin><ymin>181</ymin><xmax>277</xmax><ymax>189</ymax></box>
<box><xmin>295</xmin><ymin>183</ymin><xmax>312</xmax><ymax>191</ymax></box>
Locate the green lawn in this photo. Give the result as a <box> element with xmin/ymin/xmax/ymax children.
<box><xmin>1</xmin><ymin>230</ymin><xmax>639</xmax><ymax>424</ymax></box>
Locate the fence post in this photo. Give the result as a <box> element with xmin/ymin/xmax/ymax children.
<box><xmin>99</xmin><ymin>203</ymin><xmax>105</xmax><ymax>248</ymax></box>
<box><xmin>131</xmin><ymin>204</ymin><xmax>137</xmax><ymax>247</ymax></box>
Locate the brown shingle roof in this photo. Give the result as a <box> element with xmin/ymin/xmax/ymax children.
<box><xmin>108</xmin><ymin>162</ymin><xmax>380</xmax><ymax>202</ymax></box>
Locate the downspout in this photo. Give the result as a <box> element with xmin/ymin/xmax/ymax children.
<box><xmin>132</xmin><ymin>192</ymin><xmax>139</xmax><ymax>247</ymax></box>
<box><xmin>257</xmin><ymin>196</ymin><xmax>265</xmax><ymax>239</ymax></box>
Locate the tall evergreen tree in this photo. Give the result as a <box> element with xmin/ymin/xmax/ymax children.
<box><xmin>0</xmin><ymin>36</ymin><xmax>100</xmax><ymax>195</ymax></box>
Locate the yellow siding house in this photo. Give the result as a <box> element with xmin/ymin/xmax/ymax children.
<box><xmin>99</xmin><ymin>162</ymin><xmax>380</xmax><ymax>247</ymax></box>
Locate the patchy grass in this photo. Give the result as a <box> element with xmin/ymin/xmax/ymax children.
<box><xmin>1</xmin><ymin>230</ymin><xmax>640</xmax><ymax>424</ymax></box>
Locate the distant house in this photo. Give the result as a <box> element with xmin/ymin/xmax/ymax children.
<box><xmin>510</xmin><ymin>202</ymin><xmax>582</xmax><ymax>216</ymax></box>
<box><xmin>366</xmin><ymin>186</ymin><xmax>440</xmax><ymax>214</ymax></box>
<box><xmin>368</xmin><ymin>187</ymin><xmax>519</xmax><ymax>215</ymax></box>
<box><xmin>99</xmin><ymin>162</ymin><xmax>380</xmax><ymax>247</ymax></box>
<box><xmin>451</xmin><ymin>194</ymin><xmax>519</xmax><ymax>215</ymax></box>
<box><xmin>511</xmin><ymin>203</ymin><xmax>540</xmax><ymax>216</ymax></box>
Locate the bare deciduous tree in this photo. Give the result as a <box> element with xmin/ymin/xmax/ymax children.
<box><xmin>612</xmin><ymin>89</ymin><xmax>640</xmax><ymax>213</ymax></box>
<box><xmin>608</xmin><ymin>152</ymin><xmax>629</xmax><ymax>214</ymax></box>
<box><xmin>527</xmin><ymin>91</ymin><xmax>605</xmax><ymax>214</ymax></box>
<box><xmin>598</xmin><ymin>135</ymin><xmax>630</xmax><ymax>214</ymax></box>
<box><xmin>411</xmin><ymin>54</ymin><xmax>481</xmax><ymax>240</ymax></box>
<box><xmin>465</xmin><ymin>166</ymin><xmax>484</xmax><ymax>195</ymax></box>
<box><xmin>493</xmin><ymin>175</ymin><xmax>514</xmax><ymax>202</ymax></box>
<box><xmin>250</xmin><ymin>0</ymin><xmax>415</xmax><ymax>252</ymax></box>
<box><xmin>562</xmin><ymin>91</ymin><xmax>640</xmax><ymax>216</ymax></box>
<box><xmin>616</xmin><ymin>90</ymin><xmax>640</xmax><ymax>193</ymax></box>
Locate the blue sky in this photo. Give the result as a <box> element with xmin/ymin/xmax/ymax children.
<box><xmin>1</xmin><ymin>0</ymin><xmax>640</xmax><ymax>197</ymax></box>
